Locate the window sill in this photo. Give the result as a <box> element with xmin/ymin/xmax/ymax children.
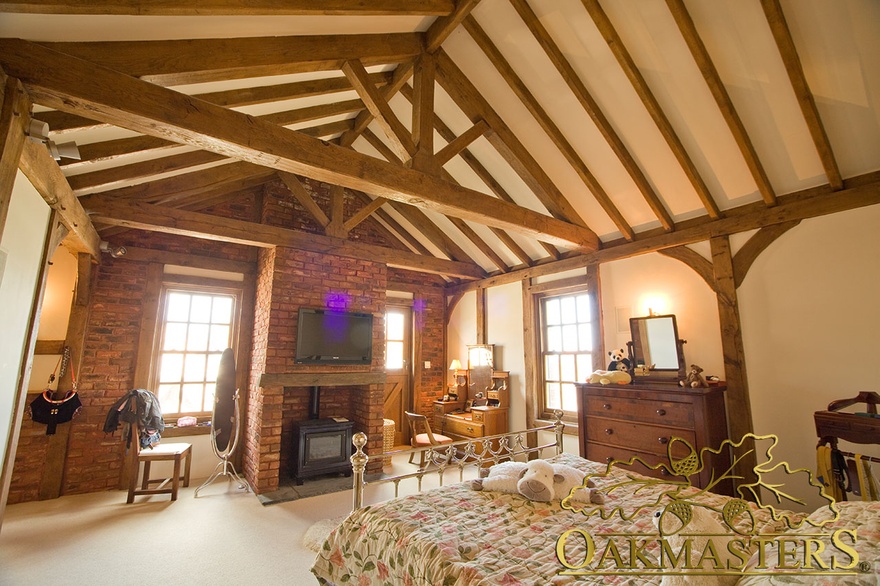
<box><xmin>162</xmin><ymin>424</ymin><xmax>212</xmax><ymax>438</ymax></box>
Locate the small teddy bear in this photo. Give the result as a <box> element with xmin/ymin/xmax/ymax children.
<box><xmin>470</xmin><ymin>461</ymin><xmax>527</xmax><ymax>494</ymax></box>
<box><xmin>679</xmin><ymin>364</ymin><xmax>707</xmax><ymax>388</ymax></box>
<box><xmin>472</xmin><ymin>460</ymin><xmax>604</xmax><ymax>505</ymax></box>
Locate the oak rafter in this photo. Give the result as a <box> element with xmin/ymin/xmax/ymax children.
<box><xmin>1</xmin><ymin>1</ymin><xmax>456</xmax><ymax>16</ymax></box>
<box><xmin>759</xmin><ymin>0</ymin><xmax>842</xmax><ymax>191</ymax></box>
<box><xmin>580</xmin><ymin>0</ymin><xmax>721</xmax><ymax>219</ymax></box>
<box><xmin>41</xmin><ymin>33</ymin><xmax>423</xmax><ymax>85</ymax></box>
<box><xmin>665</xmin><ymin>0</ymin><xmax>777</xmax><ymax>206</ymax></box>
<box><xmin>508</xmin><ymin>0</ymin><xmax>673</xmax><ymax>232</ymax></box>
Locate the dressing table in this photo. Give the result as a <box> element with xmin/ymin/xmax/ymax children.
<box><xmin>575</xmin><ymin>315</ymin><xmax>733</xmax><ymax>494</ymax></box>
<box><xmin>433</xmin><ymin>345</ymin><xmax>509</xmax><ymax>441</ymax></box>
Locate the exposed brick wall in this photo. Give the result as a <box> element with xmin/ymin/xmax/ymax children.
<box><xmin>244</xmin><ymin>243</ymin><xmax>388</xmax><ymax>493</ymax></box>
<box><xmin>10</xmin><ymin>175</ymin><xmax>450</xmax><ymax>502</ymax></box>
<box><xmin>388</xmin><ymin>268</ymin><xmax>447</xmax><ymax>417</ymax></box>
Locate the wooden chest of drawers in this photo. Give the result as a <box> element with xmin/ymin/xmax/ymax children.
<box><xmin>433</xmin><ymin>404</ymin><xmax>508</xmax><ymax>441</ymax></box>
<box><xmin>575</xmin><ymin>382</ymin><xmax>732</xmax><ymax>494</ymax></box>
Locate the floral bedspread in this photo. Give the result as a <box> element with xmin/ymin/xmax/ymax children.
<box><xmin>737</xmin><ymin>500</ymin><xmax>880</xmax><ymax>586</ymax></box>
<box><xmin>310</xmin><ymin>453</ymin><xmax>829</xmax><ymax>586</ymax></box>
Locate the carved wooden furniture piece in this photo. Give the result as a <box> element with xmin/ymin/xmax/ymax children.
<box><xmin>815</xmin><ymin>391</ymin><xmax>880</xmax><ymax>452</ymax></box>
<box><xmin>575</xmin><ymin>381</ymin><xmax>732</xmax><ymax>495</ymax></box>
<box><xmin>405</xmin><ymin>411</ymin><xmax>453</xmax><ymax>469</ymax></box>
<box><xmin>434</xmin><ymin>344</ymin><xmax>510</xmax><ymax>442</ymax></box>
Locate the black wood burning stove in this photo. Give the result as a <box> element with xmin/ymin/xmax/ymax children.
<box><xmin>291</xmin><ymin>417</ymin><xmax>354</xmax><ymax>485</ymax></box>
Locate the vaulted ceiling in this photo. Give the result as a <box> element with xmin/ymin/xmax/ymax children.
<box><xmin>1</xmin><ymin>0</ymin><xmax>878</xmax><ymax>284</ymax></box>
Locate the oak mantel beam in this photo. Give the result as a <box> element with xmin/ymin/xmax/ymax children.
<box><xmin>0</xmin><ymin>38</ymin><xmax>596</xmax><ymax>251</ymax></box>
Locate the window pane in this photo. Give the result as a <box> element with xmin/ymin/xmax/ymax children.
<box><xmin>544</xmin><ymin>354</ymin><xmax>560</xmax><ymax>382</ymax></box>
<box><xmin>576</xmin><ymin>354</ymin><xmax>592</xmax><ymax>382</ymax></box>
<box><xmin>578</xmin><ymin>324</ymin><xmax>592</xmax><ymax>351</ymax></box>
<box><xmin>546</xmin><ymin>382</ymin><xmax>561</xmax><ymax>409</ymax></box>
<box><xmin>203</xmin><ymin>383</ymin><xmax>216</xmax><ymax>412</ymax></box>
<box><xmin>540</xmin><ymin>290</ymin><xmax>594</xmax><ymax>416</ymax></box>
<box><xmin>180</xmin><ymin>384</ymin><xmax>203</xmax><ymax>413</ymax></box>
<box><xmin>158</xmin><ymin>354</ymin><xmax>183</xmax><ymax>383</ymax></box>
<box><xmin>166</xmin><ymin>293</ymin><xmax>190</xmax><ymax>322</ymax></box>
<box><xmin>211</xmin><ymin>296</ymin><xmax>233</xmax><ymax>324</ymax></box>
<box><xmin>546</xmin><ymin>325</ymin><xmax>562</xmax><ymax>352</ymax></box>
<box><xmin>576</xmin><ymin>295</ymin><xmax>590</xmax><ymax>322</ymax></box>
<box><xmin>205</xmin><ymin>353</ymin><xmax>222</xmax><ymax>383</ymax></box>
<box><xmin>562</xmin><ymin>324</ymin><xmax>578</xmax><ymax>352</ymax></box>
<box><xmin>561</xmin><ymin>383</ymin><xmax>577</xmax><ymax>412</ymax></box>
<box><xmin>187</xmin><ymin>324</ymin><xmax>210</xmax><ymax>351</ymax></box>
<box><xmin>183</xmin><ymin>353</ymin><xmax>207</xmax><ymax>382</ymax></box>
<box><xmin>386</xmin><ymin>340</ymin><xmax>404</xmax><ymax>369</ymax></box>
<box><xmin>544</xmin><ymin>298</ymin><xmax>560</xmax><ymax>325</ymax></box>
<box><xmin>386</xmin><ymin>312</ymin><xmax>404</xmax><ymax>341</ymax></box>
<box><xmin>157</xmin><ymin>288</ymin><xmax>239</xmax><ymax>417</ymax></box>
<box><xmin>560</xmin><ymin>354</ymin><xmax>576</xmax><ymax>382</ymax></box>
<box><xmin>157</xmin><ymin>384</ymin><xmax>180</xmax><ymax>414</ymax></box>
<box><xmin>560</xmin><ymin>297</ymin><xmax>576</xmax><ymax>324</ymax></box>
<box><xmin>190</xmin><ymin>295</ymin><xmax>212</xmax><ymax>323</ymax></box>
<box><xmin>163</xmin><ymin>323</ymin><xmax>187</xmax><ymax>351</ymax></box>
<box><xmin>208</xmin><ymin>325</ymin><xmax>230</xmax><ymax>351</ymax></box>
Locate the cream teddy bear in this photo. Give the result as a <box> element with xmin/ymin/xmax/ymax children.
<box><xmin>653</xmin><ymin>504</ymin><xmax>742</xmax><ymax>586</ymax></box>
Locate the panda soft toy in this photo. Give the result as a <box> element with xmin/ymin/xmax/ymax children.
<box><xmin>607</xmin><ymin>348</ymin><xmax>632</xmax><ymax>372</ymax></box>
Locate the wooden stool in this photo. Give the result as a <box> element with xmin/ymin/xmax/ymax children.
<box><xmin>127</xmin><ymin>442</ymin><xmax>192</xmax><ymax>503</ymax></box>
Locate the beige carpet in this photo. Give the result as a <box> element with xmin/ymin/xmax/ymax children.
<box><xmin>0</xmin><ymin>453</ymin><xmax>477</xmax><ymax>585</ymax></box>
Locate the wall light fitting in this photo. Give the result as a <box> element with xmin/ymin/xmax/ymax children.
<box><xmin>99</xmin><ymin>241</ymin><xmax>127</xmax><ymax>258</ymax></box>
<box><xmin>25</xmin><ymin>117</ymin><xmax>81</xmax><ymax>161</ymax></box>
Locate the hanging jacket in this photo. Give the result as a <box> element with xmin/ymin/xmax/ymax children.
<box><xmin>103</xmin><ymin>389</ymin><xmax>165</xmax><ymax>448</ymax></box>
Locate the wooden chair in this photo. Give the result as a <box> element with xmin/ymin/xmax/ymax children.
<box><xmin>128</xmin><ymin>440</ymin><xmax>193</xmax><ymax>503</ymax></box>
<box><xmin>405</xmin><ymin>411</ymin><xmax>453</xmax><ymax>469</ymax></box>
<box><xmin>124</xmin><ymin>393</ymin><xmax>192</xmax><ymax>503</ymax></box>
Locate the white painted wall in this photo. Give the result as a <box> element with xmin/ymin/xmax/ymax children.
<box><xmin>599</xmin><ymin>253</ymin><xmax>723</xmax><ymax>377</ymax></box>
<box><xmin>1</xmin><ymin>172</ymin><xmax>50</xmax><ymax>490</ymax></box>
<box><xmin>740</xmin><ymin>203</ymin><xmax>880</xmax><ymax>510</ymax></box>
<box><xmin>447</xmin><ymin>205</ymin><xmax>880</xmax><ymax>511</ymax></box>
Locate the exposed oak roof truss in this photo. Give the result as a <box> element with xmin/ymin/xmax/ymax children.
<box><xmin>0</xmin><ymin>0</ymin><xmax>876</xmax><ymax>283</ymax></box>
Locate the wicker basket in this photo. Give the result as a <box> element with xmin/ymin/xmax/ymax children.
<box><xmin>382</xmin><ymin>419</ymin><xmax>395</xmax><ymax>466</ymax></box>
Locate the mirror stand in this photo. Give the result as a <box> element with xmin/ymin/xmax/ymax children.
<box><xmin>627</xmin><ymin>314</ymin><xmax>688</xmax><ymax>383</ymax></box>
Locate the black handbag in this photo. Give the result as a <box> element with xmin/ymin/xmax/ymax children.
<box><xmin>29</xmin><ymin>390</ymin><xmax>83</xmax><ymax>435</ymax></box>
<box><xmin>29</xmin><ymin>347</ymin><xmax>82</xmax><ymax>435</ymax></box>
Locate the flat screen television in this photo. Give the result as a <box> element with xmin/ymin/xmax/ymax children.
<box><xmin>295</xmin><ymin>307</ymin><xmax>373</xmax><ymax>365</ymax></box>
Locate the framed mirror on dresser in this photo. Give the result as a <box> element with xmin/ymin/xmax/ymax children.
<box><xmin>627</xmin><ymin>314</ymin><xmax>687</xmax><ymax>381</ymax></box>
<box><xmin>578</xmin><ymin>314</ymin><xmax>733</xmax><ymax>495</ymax></box>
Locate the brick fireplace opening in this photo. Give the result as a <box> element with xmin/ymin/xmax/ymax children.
<box><xmin>245</xmin><ymin>379</ymin><xmax>384</xmax><ymax>493</ymax></box>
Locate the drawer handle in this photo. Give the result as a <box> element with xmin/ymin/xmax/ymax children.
<box><xmin>605</xmin><ymin>428</ymin><xmax>614</xmax><ymax>435</ymax></box>
<box><xmin>466</xmin><ymin>427</ymin><xmax>474</xmax><ymax>433</ymax></box>
<box><xmin>660</xmin><ymin>467</ymin><xmax>670</xmax><ymax>476</ymax></box>
<box><xmin>658</xmin><ymin>437</ymin><xmax>669</xmax><ymax>445</ymax></box>
<box><xmin>602</xmin><ymin>403</ymin><xmax>611</xmax><ymax>410</ymax></box>
<box><xmin>656</xmin><ymin>409</ymin><xmax>666</xmax><ymax>416</ymax></box>
<box><xmin>605</xmin><ymin>457</ymin><xmax>614</xmax><ymax>464</ymax></box>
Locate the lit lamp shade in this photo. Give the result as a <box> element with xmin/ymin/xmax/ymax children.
<box><xmin>448</xmin><ymin>359</ymin><xmax>462</xmax><ymax>371</ymax></box>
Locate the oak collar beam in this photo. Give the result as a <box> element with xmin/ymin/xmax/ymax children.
<box><xmin>85</xmin><ymin>197</ymin><xmax>486</xmax><ymax>280</ymax></box>
<box><xmin>0</xmin><ymin>38</ymin><xmax>598</xmax><ymax>252</ymax></box>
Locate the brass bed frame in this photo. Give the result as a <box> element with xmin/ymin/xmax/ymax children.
<box><xmin>349</xmin><ymin>411</ymin><xmax>565</xmax><ymax>510</ymax></box>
